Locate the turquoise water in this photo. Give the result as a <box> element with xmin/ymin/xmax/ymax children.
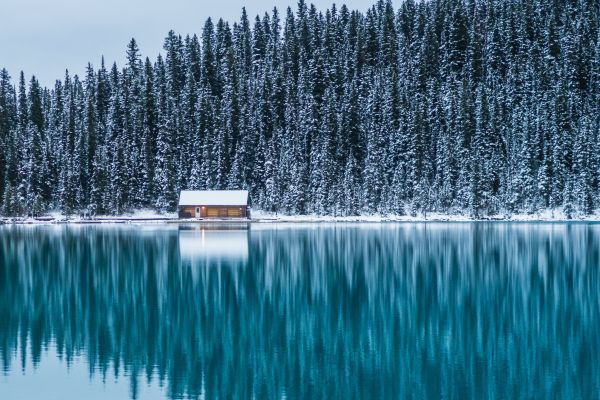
<box><xmin>0</xmin><ymin>223</ymin><xmax>599</xmax><ymax>399</ymax></box>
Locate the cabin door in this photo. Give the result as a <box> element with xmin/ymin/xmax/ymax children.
<box><xmin>195</xmin><ymin>207</ymin><xmax>201</xmax><ymax>218</ymax></box>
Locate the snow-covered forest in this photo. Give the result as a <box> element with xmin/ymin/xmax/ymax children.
<box><xmin>0</xmin><ymin>0</ymin><xmax>599</xmax><ymax>217</ymax></box>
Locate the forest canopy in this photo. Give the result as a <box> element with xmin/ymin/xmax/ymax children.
<box><xmin>0</xmin><ymin>0</ymin><xmax>599</xmax><ymax>217</ymax></box>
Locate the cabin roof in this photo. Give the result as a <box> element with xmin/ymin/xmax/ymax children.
<box><xmin>178</xmin><ymin>190</ymin><xmax>249</xmax><ymax>206</ymax></box>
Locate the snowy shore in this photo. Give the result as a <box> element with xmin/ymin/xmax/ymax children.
<box><xmin>2</xmin><ymin>209</ymin><xmax>600</xmax><ymax>225</ymax></box>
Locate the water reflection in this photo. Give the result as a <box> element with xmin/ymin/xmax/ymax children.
<box><xmin>178</xmin><ymin>224</ymin><xmax>249</xmax><ymax>263</ymax></box>
<box><xmin>0</xmin><ymin>223</ymin><xmax>599</xmax><ymax>399</ymax></box>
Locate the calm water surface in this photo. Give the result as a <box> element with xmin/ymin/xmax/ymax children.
<box><xmin>0</xmin><ymin>223</ymin><xmax>599</xmax><ymax>399</ymax></box>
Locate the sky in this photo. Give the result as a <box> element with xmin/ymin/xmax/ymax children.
<box><xmin>1</xmin><ymin>0</ymin><xmax>399</xmax><ymax>88</ymax></box>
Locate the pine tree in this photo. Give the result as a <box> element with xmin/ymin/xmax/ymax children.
<box><xmin>0</xmin><ymin>69</ymin><xmax>17</xmax><ymax>208</ymax></box>
<box><xmin>90</xmin><ymin>58</ymin><xmax>110</xmax><ymax>214</ymax></box>
<box><xmin>153</xmin><ymin>55</ymin><xmax>176</xmax><ymax>211</ymax></box>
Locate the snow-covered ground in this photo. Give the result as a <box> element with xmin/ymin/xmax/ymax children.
<box><xmin>251</xmin><ymin>209</ymin><xmax>600</xmax><ymax>223</ymax></box>
<box><xmin>2</xmin><ymin>208</ymin><xmax>600</xmax><ymax>225</ymax></box>
<box><xmin>1</xmin><ymin>209</ymin><xmax>178</xmax><ymax>224</ymax></box>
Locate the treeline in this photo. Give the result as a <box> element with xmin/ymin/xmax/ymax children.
<box><xmin>0</xmin><ymin>0</ymin><xmax>599</xmax><ymax>217</ymax></box>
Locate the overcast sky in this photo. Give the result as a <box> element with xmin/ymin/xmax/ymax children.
<box><xmin>1</xmin><ymin>0</ymin><xmax>399</xmax><ymax>88</ymax></box>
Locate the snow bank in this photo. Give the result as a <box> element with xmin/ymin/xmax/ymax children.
<box><xmin>250</xmin><ymin>209</ymin><xmax>600</xmax><ymax>223</ymax></box>
<box><xmin>2</xmin><ymin>209</ymin><xmax>600</xmax><ymax>225</ymax></box>
<box><xmin>1</xmin><ymin>209</ymin><xmax>178</xmax><ymax>225</ymax></box>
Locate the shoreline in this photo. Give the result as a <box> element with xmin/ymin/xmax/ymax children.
<box><xmin>2</xmin><ymin>212</ymin><xmax>600</xmax><ymax>225</ymax></box>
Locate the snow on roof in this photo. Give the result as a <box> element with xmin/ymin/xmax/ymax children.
<box><xmin>179</xmin><ymin>190</ymin><xmax>249</xmax><ymax>206</ymax></box>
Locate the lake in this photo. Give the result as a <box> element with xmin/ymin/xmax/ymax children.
<box><xmin>1</xmin><ymin>222</ymin><xmax>599</xmax><ymax>399</ymax></box>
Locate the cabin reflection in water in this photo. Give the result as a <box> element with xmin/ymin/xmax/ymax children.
<box><xmin>178</xmin><ymin>223</ymin><xmax>250</xmax><ymax>262</ymax></box>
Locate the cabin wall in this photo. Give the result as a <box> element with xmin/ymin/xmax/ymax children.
<box><xmin>178</xmin><ymin>205</ymin><xmax>248</xmax><ymax>219</ymax></box>
<box><xmin>179</xmin><ymin>206</ymin><xmax>197</xmax><ymax>218</ymax></box>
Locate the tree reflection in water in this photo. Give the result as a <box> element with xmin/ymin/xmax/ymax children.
<box><xmin>0</xmin><ymin>223</ymin><xmax>599</xmax><ymax>399</ymax></box>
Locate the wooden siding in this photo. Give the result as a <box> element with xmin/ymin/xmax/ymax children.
<box><xmin>179</xmin><ymin>205</ymin><xmax>248</xmax><ymax>219</ymax></box>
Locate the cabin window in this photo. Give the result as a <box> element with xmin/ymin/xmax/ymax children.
<box><xmin>227</xmin><ymin>208</ymin><xmax>242</xmax><ymax>217</ymax></box>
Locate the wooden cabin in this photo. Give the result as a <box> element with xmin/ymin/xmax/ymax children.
<box><xmin>178</xmin><ymin>190</ymin><xmax>250</xmax><ymax>219</ymax></box>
